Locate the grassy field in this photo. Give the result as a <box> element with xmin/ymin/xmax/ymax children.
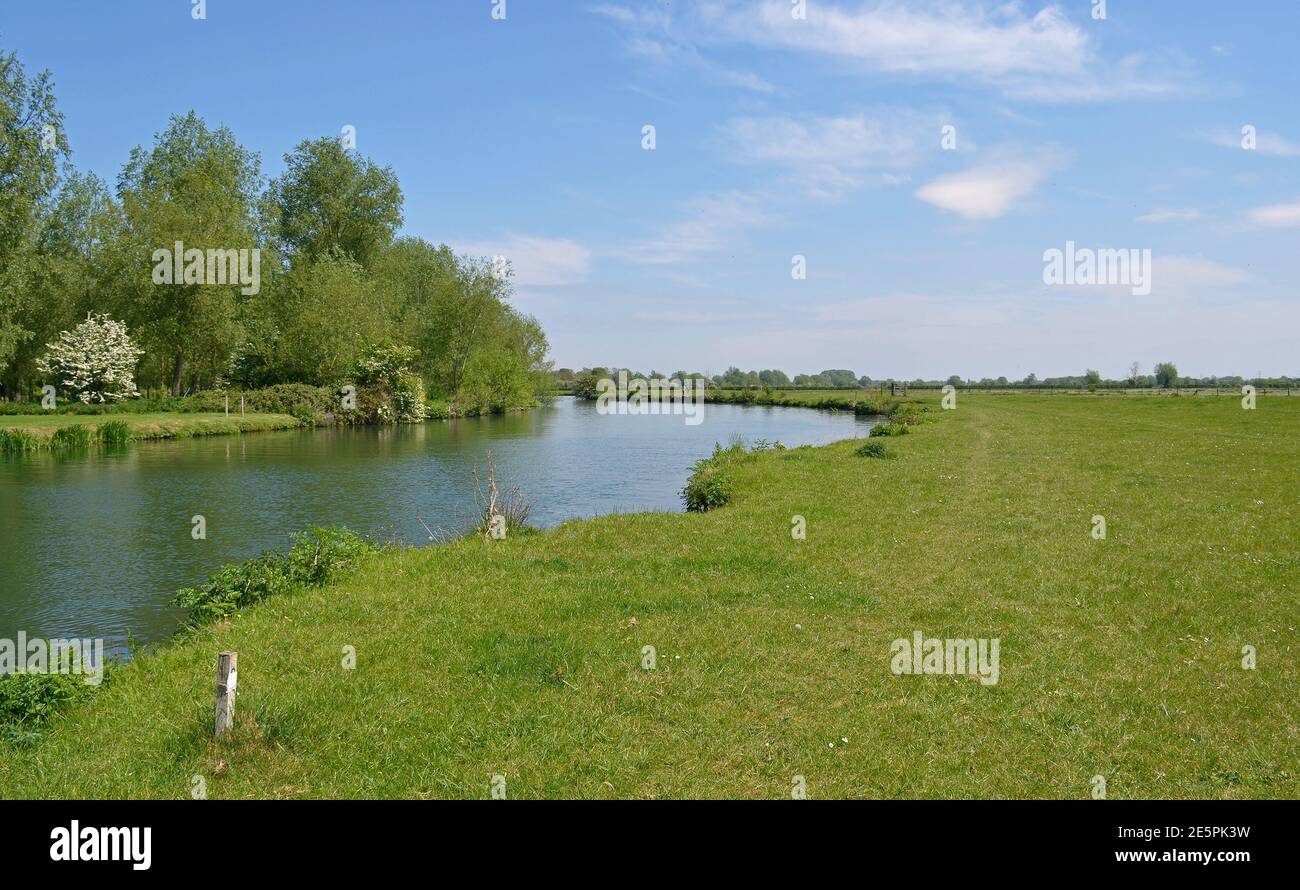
<box><xmin>1</xmin><ymin>393</ymin><xmax>1295</xmax><ymax>798</ymax></box>
<box><xmin>0</xmin><ymin>411</ymin><xmax>300</xmax><ymax>442</ymax></box>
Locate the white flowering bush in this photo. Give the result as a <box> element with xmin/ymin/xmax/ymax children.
<box><xmin>36</xmin><ymin>314</ymin><xmax>144</xmax><ymax>404</ymax></box>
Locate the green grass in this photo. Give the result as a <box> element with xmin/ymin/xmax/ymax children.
<box><xmin>1</xmin><ymin>393</ymin><xmax>1296</xmax><ymax>799</ymax></box>
<box><xmin>0</xmin><ymin>412</ymin><xmax>300</xmax><ymax>448</ymax></box>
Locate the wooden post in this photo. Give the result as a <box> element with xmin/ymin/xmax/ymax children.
<box><xmin>214</xmin><ymin>651</ymin><xmax>237</xmax><ymax>738</ymax></box>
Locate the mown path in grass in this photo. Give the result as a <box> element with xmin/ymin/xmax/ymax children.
<box><xmin>1</xmin><ymin>394</ymin><xmax>1295</xmax><ymax>798</ymax></box>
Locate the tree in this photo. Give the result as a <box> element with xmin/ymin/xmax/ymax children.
<box><xmin>271</xmin><ymin>138</ymin><xmax>403</xmax><ymax>269</ymax></box>
<box><xmin>0</xmin><ymin>48</ymin><xmax>69</xmax><ymax>390</ymax></box>
<box><xmin>115</xmin><ymin>112</ymin><xmax>263</xmax><ymax>394</ymax></box>
<box><xmin>36</xmin><ymin>313</ymin><xmax>142</xmax><ymax>403</ymax></box>
<box><xmin>1154</xmin><ymin>361</ymin><xmax>1178</xmax><ymax>388</ymax></box>
<box><xmin>273</xmin><ymin>249</ymin><xmax>392</xmax><ymax>385</ymax></box>
<box><xmin>819</xmin><ymin>369</ymin><xmax>858</xmax><ymax>387</ymax></box>
<box><xmin>8</xmin><ymin>171</ymin><xmax>121</xmax><ymax>396</ymax></box>
<box><xmin>758</xmin><ymin>369</ymin><xmax>790</xmax><ymax>387</ymax></box>
<box><xmin>1084</xmin><ymin>369</ymin><xmax>1102</xmax><ymax>386</ymax></box>
<box><xmin>1128</xmin><ymin>362</ymin><xmax>1141</xmax><ymax>386</ymax></box>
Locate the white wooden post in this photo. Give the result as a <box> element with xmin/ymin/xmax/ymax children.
<box><xmin>214</xmin><ymin>651</ymin><xmax>237</xmax><ymax>737</ymax></box>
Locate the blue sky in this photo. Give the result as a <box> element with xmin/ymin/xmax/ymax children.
<box><xmin>4</xmin><ymin>0</ymin><xmax>1297</xmax><ymax>378</ymax></box>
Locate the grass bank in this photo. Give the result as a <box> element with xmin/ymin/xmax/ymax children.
<box><xmin>0</xmin><ymin>412</ymin><xmax>300</xmax><ymax>450</ymax></box>
<box><xmin>704</xmin><ymin>387</ymin><xmax>899</xmax><ymax>415</ymax></box>
<box><xmin>1</xmin><ymin>393</ymin><xmax>1295</xmax><ymax>798</ymax></box>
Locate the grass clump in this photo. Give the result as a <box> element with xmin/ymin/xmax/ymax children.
<box><xmin>49</xmin><ymin>423</ymin><xmax>92</xmax><ymax>449</ymax></box>
<box><xmin>889</xmin><ymin>403</ymin><xmax>931</xmax><ymax>426</ymax></box>
<box><xmin>0</xmin><ymin>673</ymin><xmax>103</xmax><ymax>746</ymax></box>
<box><xmin>682</xmin><ymin>438</ymin><xmax>758</xmax><ymax>512</ymax></box>
<box><xmin>855</xmin><ymin>440</ymin><xmax>892</xmax><ymax>458</ymax></box>
<box><xmin>869</xmin><ymin>422</ymin><xmax>909</xmax><ymax>438</ymax></box>
<box><xmin>94</xmin><ymin>420</ymin><xmax>133</xmax><ymax>446</ymax></box>
<box><xmin>0</xmin><ymin>428</ymin><xmax>40</xmax><ymax>452</ymax></box>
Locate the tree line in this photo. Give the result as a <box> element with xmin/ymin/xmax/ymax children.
<box><xmin>556</xmin><ymin>362</ymin><xmax>1297</xmax><ymax>395</ymax></box>
<box><xmin>0</xmin><ymin>47</ymin><xmax>550</xmax><ymax>410</ymax></box>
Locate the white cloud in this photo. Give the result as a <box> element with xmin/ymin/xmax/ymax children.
<box><xmin>456</xmin><ymin>235</ymin><xmax>591</xmax><ymax>287</ymax></box>
<box><xmin>708</xmin><ymin>1</ymin><xmax>1089</xmax><ymax>79</ymax></box>
<box><xmin>1203</xmin><ymin>128</ymin><xmax>1300</xmax><ymax>158</ymax></box>
<box><xmin>1248</xmin><ymin>200</ymin><xmax>1300</xmax><ymax>228</ymax></box>
<box><xmin>618</xmin><ymin>191</ymin><xmax>770</xmax><ymax>265</ymax></box>
<box><xmin>1136</xmin><ymin>208</ymin><xmax>1203</xmax><ymax>224</ymax></box>
<box><xmin>915</xmin><ymin>150</ymin><xmax>1060</xmax><ymax>219</ymax></box>
<box><xmin>722</xmin><ymin>111</ymin><xmax>938</xmax><ymax>198</ymax></box>
<box><xmin>679</xmin><ymin>1</ymin><xmax>1190</xmax><ymax>101</ymax></box>
<box><xmin>593</xmin><ymin>4</ymin><xmax>775</xmax><ymax>93</ymax></box>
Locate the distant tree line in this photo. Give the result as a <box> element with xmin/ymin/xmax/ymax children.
<box><xmin>555</xmin><ymin>361</ymin><xmax>1296</xmax><ymax>395</ymax></box>
<box><xmin>0</xmin><ymin>47</ymin><xmax>551</xmax><ymax>411</ymax></box>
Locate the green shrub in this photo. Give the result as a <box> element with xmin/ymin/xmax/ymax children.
<box><xmin>681</xmin><ymin>440</ymin><xmax>750</xmax><ymax>512</ymax></box>
<box><xmin>856</xmin><ymin>440</ymin><xmax>892</xmax><ymax>458</ymax></box>
<box><xmin>0</xmin><ymin>672</ymin><xmax>100</xmax><ymax>745</ymax></box>
<box><xmin>889</xmin><ymin>403</ymin><xmax>931</xmax><ymax>425</ymax></box>
<box><xmin>869</xmin><ymin>422</ymin><xmax>909</xmax><ymax>437</ymax></box>
<box><xmin>172</xmin><ymin>526</ymin><xmax>380</xmax><ymax>629</ymax></box>
<box><xmin>95</xmin><ymin>420</ymin><xmax>133</xmax><ymax>446</ymax></box>
<box><xmin>682</xmin><ymin>463</ymin><xmax>734</xmax><ymax>512</ymax></box>
<box><xmin>50</xmin><ymin>424</ymin><xmax>92</xmax><ymax>449</ymax></box>
<box><xmin>240</xmin><ymin>383</ymin><xmax>335</xmax><ymax>419</ymax></box>
<box><xmin>289</xmin><ymin>402</ymin><xmax>318</xmax><ymax>427</ymax></box>
<box><xmin>0</xmin><ymin>429</ymin><xmax>40</xmax><ymax>452</ymax></box>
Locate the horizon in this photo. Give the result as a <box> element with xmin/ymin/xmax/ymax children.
<box><xmin>3</xmin><ymin>0</ymin><xmax>1298</xmax><ymax>378</ymax></box>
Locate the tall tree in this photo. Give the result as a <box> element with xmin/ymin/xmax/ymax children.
<box><xmin>273</xmin><ymin>249</ymin><xmax>393</xmax><ymax>385</ymax></box>
<box><xmin>0</xmin><ymin>48</ymin><xmax>68</xmax><ymax>394</ymax></box>
<box><xmin>270</xmin><ymin>138</ymin><xmax>402</xmax><ymax>269</ymax></box>
<box><xmin>11</xmin><ymin>171</ymin><xmax>121</xmax><ymax>394</ymax></box>
<box><xmin>115</xmin><ymin>112</ymin><xmax>262</xmax><ymax>394</ymax></box>
<box><xmin>1154</xmin><ymin>361</ymin><xmax>1179</xmax><ymax>388</ymax></box>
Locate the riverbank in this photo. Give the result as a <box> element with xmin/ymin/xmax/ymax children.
<box><xmin>0</xmin><ymin>412</ymin><xmax>301</xmax><ymax>448</ymax></box>
<box><xmin>2</xmin><ymin>393</ymin><xmax>1295</xmax><ymax>798</ymax></box>
<box><xmin>0</xmin><ymin>397</ymin><xmax>545</xmax><ymax>451</ymax></box>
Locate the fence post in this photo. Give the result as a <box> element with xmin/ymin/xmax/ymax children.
<box><xmin>214</xmin><ymin>651</ymin><xmax>237</xmax><ymax>738</ymax></box>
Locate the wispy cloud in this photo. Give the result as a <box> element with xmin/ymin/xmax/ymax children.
<box><xmin>593</xmin><ymin>0</ymin><xmax>1195</xmax><ymax>102</ymax></box>
<box><xmin>456</xmin><ymin>234</ymin><xmax>591</xmax><ymax>287</ymax></box>
<box><xmin>617</xmin><ymin>191</ymin><xmax>770</xmax><ymax>265</ymax></box>
<box><xmin>721</xmin><ymin>110</ymin><xmax>941</xmax><ymax>199</ymax></box>
<box><xmin>1202</xmin><ymin>128</ymin><xmax>1300</xmax><ymax>157</ymax></box>
<box><xmin>915</xmin><ymin>148</ymin><xmax>1063</xmax><ymax>220</ymax></box>
<box><xmin>1248</xmin><ymin>200</ymin><xmax>1300</xmax><ymax>228</ymax></box>
<box><xmin>592</xmin><ymin>3</ymin><xmax>776</xmax><ymax>93</ymax></box>
<box><xmin>1136</xmin><ymin>208</ymin><xmax>1203</xmax><ymax>224</ymax></box>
